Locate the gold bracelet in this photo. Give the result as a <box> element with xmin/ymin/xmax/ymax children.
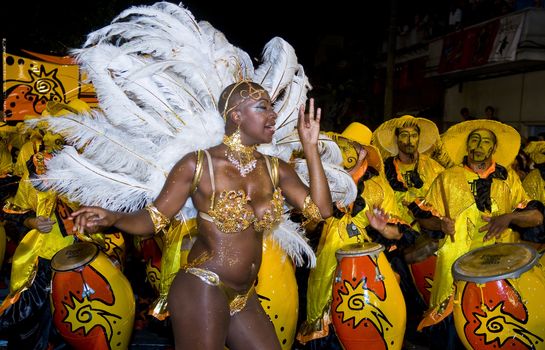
<box><xmin>302</xmin><ymin>194</ymin><xmax>323</xmax><ymax>225</ymax></box>
<box><xmin>145</xmin><ymin>203</ymin><xmax>171</xmax><ymax>234</ymax></box>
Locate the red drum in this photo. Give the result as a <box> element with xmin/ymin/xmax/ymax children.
<box><xmin>408</xmin><ymin>254</ymin><xmax>436</xmax><ymax>306</ymax></box>
<box><xmin>137</xmin><ymin>235</ymin><xmax>163</xmax><ymax>295</ymax></box>
<box><xmin>453</xmin><ymin>243</ymin><xmax>545</xmax><ymax>350</ymax></box>
<box><xmin>331</xmin><ymin>242</ymin><xmax>406</xmax><ymax>350</ymax></box>
<box><xmin>404</xmin><ymin>235</ymin><xmax>439</xmax><ymax>306</ymax></box>
<box><xmin>50</xmin><ymin>242</ymin><xmax>135</xmax><ymax>349</ymax></box>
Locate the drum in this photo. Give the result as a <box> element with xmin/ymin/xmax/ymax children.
<box><xmin>50</xmin><ymin>242</ymin><xmax>135</xmax><ymax>349</ymax></box>
<box><xmin>137</xmin><ymin>235</ymin><xmax>163</xmax><ymax>295</ymax></box>
<box><xmin>101</xmin><ymin>232</ymin><xmax>126</xmax><ymax>269</ymax></box>
<box><xmin>255</xmin><ymin>236</ymin><xmax>298</xmax><ymax>350</ymax></box>
<box><xmin>452</xmin><ymin>243</ymin><xmax>545</xmax><ymax>350</ymax></box>
<box><xmin>404</xmin><ymin>236</ymin><xmax>439</xmax><ymax>306</ymax></box>
<box><xmin>331</xmin><ymin>242</ymin><xmax>406</xmax><ymax>350</ymax></box>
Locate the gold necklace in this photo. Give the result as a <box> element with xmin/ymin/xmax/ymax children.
<box><xmin>223</xmin><ymin>130</ymin><xmax>257</xmax><ymax>177</ymax></box>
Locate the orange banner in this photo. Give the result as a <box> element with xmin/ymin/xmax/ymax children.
<box><xmin>2</xmin><ymin>49</ymin><xmax>97</xmax><ymax>123</ymax></box>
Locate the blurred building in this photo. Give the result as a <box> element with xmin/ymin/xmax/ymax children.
<box><xmin>374</xmin><ymin>2</ymin><xmax>545</xmax><ymax>137</ymax></box>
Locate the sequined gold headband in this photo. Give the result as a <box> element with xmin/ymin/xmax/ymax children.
<box><xmin>222</xmin><ymin>80</ymin><xmax>267</xmax><ymax>121</ymax></box>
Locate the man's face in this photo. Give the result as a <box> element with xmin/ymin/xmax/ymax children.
<box><xmin>338</xmin><ymin>137</ymin><xmax>365</xmax><ymax>171</ymax></box>
<box><xmin>396</xmin><ymin>126</ymin><xmax>419</xmax><ymax>155</ymax></box>
<box><xmin>466</xmin><ymin>129</ymin><xmax>496</xmax><ymax>162</ymax></box>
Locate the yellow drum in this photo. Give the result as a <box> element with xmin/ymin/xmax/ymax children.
<box><xmin>331</xmin><ymin>242</ymin><xmax>406</xmax><ymax>350</ymax></box>
<box><xmin>255</xmin><ymin>236</ymin><xmax>298</xmax><ymax>350</ymax></box>
<box><xmin>50</xmin><ymin>242</ymin><xmax>135</xmax><ymax>349</ymax></box>
<box><xmin>452</xmin><ymin>243</ymin><xmax>545</xmax><ymax>350</ymax></box>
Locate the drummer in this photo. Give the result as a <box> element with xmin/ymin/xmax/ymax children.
<box><xmin>0</xmin><ymin>101</ymin><xmax>107</xmax><ymax>348</ymax></box>
<box><xmin>410</xmin><ymin>120</ymin><xmax>544</xmax><ymax>349</ymax></box>
<box><xmin>372</xmin><ymin>115</ymin><xmax>446</xmax><ymax>338</ymax></box>
<box><xmin>297</xmin><ymin>122</ymin><xmax>417</xmax><ymax>346</ymax></box>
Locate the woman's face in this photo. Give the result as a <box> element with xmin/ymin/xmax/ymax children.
<box><xmin>237</xmin><ymin>91</ymin><xmax>277</xmax><ymax>144</ymax></box>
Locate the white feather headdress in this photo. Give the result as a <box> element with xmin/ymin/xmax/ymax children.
<box><xmin>32</xmin><ymin>1</ymin><xmax>356</xmax><ymax>266</ymax></box>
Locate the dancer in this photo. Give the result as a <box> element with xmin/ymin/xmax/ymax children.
<box><xmin>72</xmin><ymin>82</ymin><xmax>332</xmax><ymax>349</ymax></box>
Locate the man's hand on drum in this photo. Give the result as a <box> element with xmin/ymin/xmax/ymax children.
<box><xmin>480</xmin><ymin>213</ymin><xmax>512</xmax><ymax>241</ymax></box>
<box><xmin>440</xmin><ymin>216</ymin><xmax>455</xmax><ymax>242</ymax></box>
<box><xmin>366</xmin><ymin>206</ymin><xmax>388</xmax><ymax>231</ymax></box>
<box><xmin>71</xmin><ymin>206</ymin><xmax>118</xmax><ymax>234</ymax></box>
<box><xmin>366</xmin><ymin>206</ymin><xmax>401</xmax><ymax>240</ymax></box>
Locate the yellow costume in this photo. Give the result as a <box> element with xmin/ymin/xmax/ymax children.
<box><xmin>0</xmin><ymin>125</ymin><xmax>14</xmax><ymax>177</ymax></box>
<box><xmin>3</xmin><ymin>152</ymin><xmax>74</xmax><ymax>293</ymax></box>
<box><xmin>148</xmin><ymin>218</ymin><xmax>197</xmax><ymax>320</ymax></box>
<box><xmin>522</xmin><ymin>141</ymin><xmax>545</xmax><ymax>204</ymax></box>
<box><xmin>386</xmin><ymin>153</ymin><xmax>444</xmax><ymax>228</ymax></box>
<box><xmin>417</xmin><ymin>164</ymin><xmax>527</xmax><ymax>315</ymax></box>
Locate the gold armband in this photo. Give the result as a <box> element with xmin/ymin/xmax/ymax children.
<box><xmin>302</xmin><ymin>194</ymin><xmax>323</xmax><ymax>225</ymax></box>
<box><xmin>145</xmin><ymin>203</ymin><xmax>171</xmax><ymax>234</ymax></box>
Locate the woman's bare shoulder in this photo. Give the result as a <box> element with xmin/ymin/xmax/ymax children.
<box><xmin>168</xmin><ymin>151</ymin><xmax>201</xmax><ymax>180</ymax></box>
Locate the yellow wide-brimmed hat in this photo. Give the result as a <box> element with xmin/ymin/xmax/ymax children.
<box><xmin>327</xmin><ymin>122</ymin><xmax>383</xmax><ymax>172</ymax></box>
<box><xmin>523</xmin><ymin>141</ymin><xmax>545</xmax><ymax>164</ymax></box>
<box><xmin>373</xmin><ymin>115</ymin><xmax>440</xmax><ymax>157</ymax></box>
<box><xmin>442</xmin><ymin>119</ymin><xmax>520</xmax><ymax>167</ymax></box>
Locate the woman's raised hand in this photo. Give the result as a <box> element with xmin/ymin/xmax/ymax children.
<box><xmin>298</xmin><ymin>98</ymin><xmax>321</xmax><ymax>146</ymax></box>
<box><xmin>71</xmin><ymin>206</ymin><xmax>119</xmax><ymax>234</ymax></box>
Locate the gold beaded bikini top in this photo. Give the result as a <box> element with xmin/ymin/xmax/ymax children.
<box><xmin>195</xmin><ymin>150</ymin><xmax>284</xmax><ymax>233</ymax></box>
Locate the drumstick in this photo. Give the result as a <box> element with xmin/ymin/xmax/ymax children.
<box><xmin>439</xmin><ymin>178</ymin><xmax>455</xmax><ymax>243</ymax></box>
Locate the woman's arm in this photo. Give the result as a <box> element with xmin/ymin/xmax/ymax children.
<box><xmin>279</xmin><ymin>98</ymin><xmax>332</xmax><ymax>220</ymax></box>
<box><xmin>72</xmin><ymin>153</ymin><xmax>197</xmax><ymax>235</ymax></box>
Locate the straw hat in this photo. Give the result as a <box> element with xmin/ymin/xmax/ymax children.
<box><xmin>373</xmin><ymin>115</ymin><xmax>440</xmax><ymax>157</ymax></box>
<box><xmin>441</xmin><ymin>119</ymin><xmax>520</xmax><ymax>167</ymax></box>
<box><xmin>523</xmin><ymin>141</ymin><xmax>545</xmax><ymax>165</ymax></box>
<box><xmin>327</xmin><ymin>122</ymin><xmax>383</xmax><ymax>172</ymax></box>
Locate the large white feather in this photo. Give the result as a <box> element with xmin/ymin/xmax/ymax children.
<box><xmin>268</xmin><ymin>215</ymin><xmax>316</xmax><ymax>268</ymax></box>
<box><xmin>254</xmin><ymin>37</ymin><xmax>299</xmax><ymax>101</ymax></box>
<box><xmin>37</xmin><ymin>147</ymin><xmax>155</xmax><ymax>212</ymax></box>
<box><xmin>36</xmin><ymin>1</ymin><xmax>353</xmax><ymax>265</ymax></box>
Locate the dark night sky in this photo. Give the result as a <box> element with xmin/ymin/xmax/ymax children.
<box><xmin>1</xmin><ymin>0</ymin><xmax>390</xmax><ymax>69</ymax></box>
<box><xmin>5</xmin><ymin>0</ymin><xmax>446</xmax><ymax>129</ymax></box>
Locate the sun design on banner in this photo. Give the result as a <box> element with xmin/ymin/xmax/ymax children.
<box><xmin>64</xmin><ymin>293</ymin><xmax>122</xmax><ymax>343</ymax></box>
<box><xmin>474</xmin><ymin>302</ymin><xmax>544</xmax><ymax>348</ymax></box>
<box><xmin>335</xmin><ymin>278</ymin><xmax>393</xmax><ymax>334</ymax></box>
<box><xmin>26</xmin><ymin>66</ymin><xmax>65</xmax><ymax>102</ymax></box>
<box><xmin>3</xmin><ymin>63</ymin><xmax>66</xmax><ymax>119</ymax></box>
